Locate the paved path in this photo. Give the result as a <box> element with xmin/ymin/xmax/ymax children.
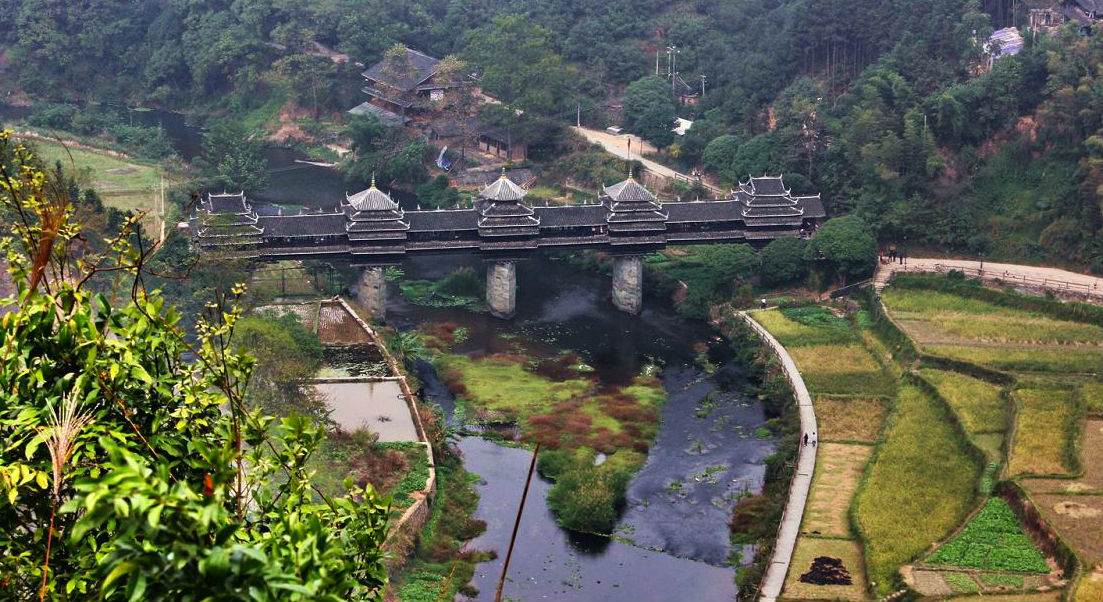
<box><xmin>875</xmin><ymin>258</ymin><xmax>1103</xmax><ymax>299</ymax></box>
<box><xmin>570</xmin><ymin>126</ymin><xmax>724</xmax><ymax>196</ymax></box>
<box><xmin>740</xmin><ymin>311</ymin><xmax>817</xmax><ymax>602</ymax></box>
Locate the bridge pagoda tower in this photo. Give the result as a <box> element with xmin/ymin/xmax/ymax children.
<box><xmin>600</xmin><ymin>173</ymin><xmax>668</xmax><ymax>314</ymax></box>
<box><xmin>476</xmin><ymin>172</ymin><xmax>539</xmax><ymax>318</ymax></box>
<box><xmin>193</xmin><ymin>192</ymin><xmax>264</xmax><ymax>250</ymax></box>
<box><xmin>344</xmin><ymin>178</ymin><xmax>409</xmax><ymax>322</ymax></box>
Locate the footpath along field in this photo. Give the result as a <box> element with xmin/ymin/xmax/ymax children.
<box><xmin>879</xmin><ymin>274</ymin><xmax>1103</xmax><ymax>601</ymax></box>
<box><xmin>752</xmin><ymin>272</ymin><xmax>1100</xmax><ymax>601</ymax></box>
<box><xmin>753</xmin><ymin>304</ymin><xmax>985</xmax><ymax>601</ymax></box>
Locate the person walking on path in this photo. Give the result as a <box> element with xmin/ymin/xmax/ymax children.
<box><xmin>803</xmin><ymin>433</ymin><xmax>809</xmax><ymax>446</ymax></box>
<box><xmin>811</xmin><ymin>432</ymin><xmax>818</xmax><ymax>447</ymax></box>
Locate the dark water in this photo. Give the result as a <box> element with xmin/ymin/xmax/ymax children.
<box><xmin>391</xmin><ymin>255</ymin><xmax>774</xmax><ymax>602</ymax></box>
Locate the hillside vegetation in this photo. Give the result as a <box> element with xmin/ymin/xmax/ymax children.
<box><xmin>0</xmin><ymin>1</ymin><xmax>1100</xmax><ymax>271</ymax></box>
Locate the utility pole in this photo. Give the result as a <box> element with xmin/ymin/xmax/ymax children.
<box><xmin>159</xmin><ymin>175</ymin><xmax>166</xmax><ymax>243</ymax></box>
<box><xmin>494</xmin><ymin>441</ymin><xmax>541</xmax><ymax>602</ymax></box>
<box><xmin>700</xmin><ymin>74</ymin><xmax>707</xmax><ymax>98</ymax></box>
<box><xmin>655</xmin><ymin>47</ymin><xmax>660</xmax><ymax>76</ymax></box>
<box><xmin>669</xmin><ymin>45</ymin><xmax>679</xmax><ymax>92</ymax></box>
<box><xmin>577</xmin><ymin>102</ymin><xmax>581</xmax><ymax>127</ymax></box>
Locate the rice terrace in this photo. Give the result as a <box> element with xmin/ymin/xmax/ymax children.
<box><xmin>748</xmin><ymin>271</ymin><xmax>1102</xmax><ymax>601</ymax></box>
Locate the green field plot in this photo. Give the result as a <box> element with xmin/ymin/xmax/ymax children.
<box><xmin>1009</xmin><ymin>389</ymin><xmax>1078</xmax><ymax>476</ymax></box>
<box><xmin>881</xmin><ymin>289</ymin><xmax>1030</xmax><ymax>317</ymax></box>
<box><xmin>26</xmin><ymin>139</ymin><xmax>176</xmax><ymax>223</ymax></box>
<box><xmin>920</xmin><ymin>370</ymin><xmax>1008</xmax><ymax>434</ymax></box>
<box><xmin>788</xmin><ymin>344</ymin><xmax>894</xmax><ymax>396</ymax></box>
<box><xmin>751</xmin><ymin>307</ymin><xmax>855</xmax><ymax>347</ymax></box>
<box><xmin>1080</xmin><ymin>381</ymin><xmax>1103</xmax><ymax>414</ymax></box>
<box><xmin>803</xmin><ymin>443</ymin><xmax>873</xmax><ymax>537</ymax></box>
<box><xmin>856</xmin><ymin>386</ymin><xmax>982</xmax><ymax>596</ymax></box>
<box><xmin>781</xmin><ymin>537</ymin><xmax>870</xmax><ymax>601</ymax></box>
<box><xmin>926</xmin><ymin>498</ymin><xmax>1049</xmax><ymax>573</ymax></box>
<box><xmin>883</xmin><ymin>287</ymin><xmax>1103</xmax><ymax>351</ymax></box>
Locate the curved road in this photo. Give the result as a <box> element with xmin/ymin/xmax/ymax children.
<box><xmin>739</xmin><ymin>311</ymin><xmax>817</xmax><ymax>602</ymax></box>
<box><xmin>570</xmin><ymin>126</ymin><xmax>724</xmax><ymax>196</ymax></box>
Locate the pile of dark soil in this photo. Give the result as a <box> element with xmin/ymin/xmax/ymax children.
<box><xmin>799</xmin><ymin>556</ymin><xmax>853</xmax><ymax>586</ymax></box>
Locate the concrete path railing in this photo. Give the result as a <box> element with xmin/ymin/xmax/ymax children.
<box><xmin>874</xmin><ymin>258</ymin><xmax>1103</xmax><ymax>299</ymax></box>
<box><xmin>739</xmin><ymin>311</ymin><xmax>818</xmax><ymax>602</ymax></box>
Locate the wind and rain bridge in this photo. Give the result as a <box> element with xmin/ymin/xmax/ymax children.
<box><xmin>191</xmin><ymin>172</ymin><xmax>824</xmax><ymax>319</ymax></box>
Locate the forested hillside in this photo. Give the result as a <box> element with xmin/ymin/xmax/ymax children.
<box><xmin>1</xmin><ymin>0</ymin><xmax>1100</xmax><ymax>271</ymax></box>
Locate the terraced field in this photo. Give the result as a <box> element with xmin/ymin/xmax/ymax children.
<box><xmin>882</xmin><ymin>288</ymin><xmax>1103</xmax><ymax>375</ymax></box>
<box><xmin>757</xmin><ymin>279</ymin><xmax>1099</xmax><ymax>601</ymax></box>
<box><xmin>882</xmin><ymin>279</ymin><xmax>1103</xmax><ymax>600</ymax></box>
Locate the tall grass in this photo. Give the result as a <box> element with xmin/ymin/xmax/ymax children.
<box><xmin>926</xmin><ymin>345</ymin><xmax>1102</xmax><ymax>374</ymax></box>
<box><xmin>919</xmin><ymin>370</ymin><xmax>1007</xmax><ymax>434</ymax></box>
<box><xmin>789</xmin><ymin>344</ymin><xmax>896</xmax><ymax>397</ymax></box>
<box><xmin>1009</xmin><ymin>389</ymin><xmax>1078</xmax><ymax>476</ymax></box>
<box><xmin>855</xmin><ymin>386</ymin><xmax>982</xmax><ymax>596</ymax></box>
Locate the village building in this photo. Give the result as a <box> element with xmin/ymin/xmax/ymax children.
<box><xmin>352</xmin><ymin>47</ymin><xmax>472</xmax><ymax>121</ymax></box>
<box><xmin>987</xmin><ymin>27</ymin><xmax>1024</xmax><ymax>67</ymax></box>
<box><xmin>478</xmin><ymin>125</ymin><xmax>528</xmax><ymax>162</ymax></box>
<box><xmin>673</xmin><ymin>73</ymin><xmax>699</xmax><ymax>106</ymax></box>
<box><xmin>193</xmin><ymin>192</ymin><xmax>263</xmax><ymax>247</ymax></box>
<box><xmin>731</xmin><ymin>175</ymin><xmax>823</xmax><ymax>240</ymax></box>
<box><xmin>342</xmin><ymin>177</ymin><xmax>410</xmax><ymax>252</ymax></box>
<box><xmin>1030</xmin><ymin>0</ymin><xmax>1102</xmax><ymax>33</ymax></box>
<box><xmin>601</xmin><ymin>173</ymin><xmax>668</xmax><ymax>244</ymax></box>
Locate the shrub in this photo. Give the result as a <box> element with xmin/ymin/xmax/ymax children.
<box><xmin>546</xmin><ymin>466</ymin><xmax>628</xmax><ymax>533</ymax></box>
<box><xmin>761</xmin><ymin>237</ymin><xmax>808</xmax><ymax>286</ymax></box>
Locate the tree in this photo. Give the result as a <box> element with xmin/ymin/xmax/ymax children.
<box><xmin>805</xmin><ymin>215</ymin><xmax>878</xmax><ymax>285</ymax></box>
<box><xmin>272</xmin><ymin>53</ymin><xmax>339</xmax><ymax>118</ymax></box>
<box><xmin>760</xmin><ymin>237</ymin><xmax>808</xmax><ymax>286</ymax></box>
<box><xmin>198</xmin><ymin>121</ymin><xmax>269</xmax><ymax>195</ymax></box>
<box><xmin>463</xmin><ymin>14</ymin><xmax>574</xmax><ymax>113</ymax></box>
<box><xmin>702</xmin><ymin>134</ymin><xmax>742</xmax><ymax>174</ymax></box>
<box><xmin>0</xmin><ymin>130</ymin><xmax>390</xmax><ymax>601</ymax></box>
<box><xmin>623</xmin><ymin>76</ymin><xmax>677</xmax><ymax>148</ymax></box>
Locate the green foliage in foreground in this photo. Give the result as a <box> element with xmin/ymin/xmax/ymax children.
<box><xmin>0</xmin><ymin>131</ymin><xmax>390</xmax><ymax>601</ymax></box>
<box><xmin>856</xmin><ymin>386</ymin><xmax>982</xmax><ymax>596</ymax></box>
<box><xmin>927</xmin><ymin>498</ymin><xmax>1049</xmax><ymax>573</ymax></box>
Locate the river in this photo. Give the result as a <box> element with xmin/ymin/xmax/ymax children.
<box><xmin>1</xmin><ymin>104</ymin><xmax>777</xmax><ymax>601</ymax></box>
<box><xmin>391</xmin><ymin>255</ymin><xmax>773</xmax><ymax>601</ymax></box>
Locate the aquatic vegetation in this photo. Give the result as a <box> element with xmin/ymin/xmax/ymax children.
<box><xmin>399</xmin><ymin>268</ymin><xmax>485</xmax><ymax>310</ymax></box>
<box><xmin>433</xmin><ymin>342</ymin><xmax>666</xmax><ymax>533</ymax></box>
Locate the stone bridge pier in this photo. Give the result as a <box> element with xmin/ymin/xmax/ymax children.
<box><xmin>356</xmin><ymin>266</ymin><xmax>388</xmax><ymax>323</ymax></box>
<box><xmin>612</xmin><ymin>255</ymin><xmax>644</xmax><ymax>315</ymax></box>
<box><xmin>486</xmin><ymin>260</ymin><xmax>517</xmax><ymax>319</ymax></box>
